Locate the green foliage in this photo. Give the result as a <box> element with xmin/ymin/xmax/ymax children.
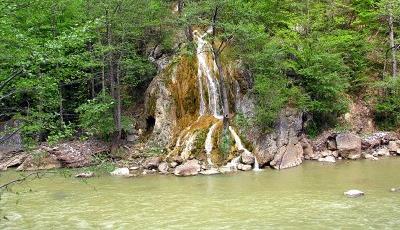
<box><xmin>375</xmin><ymin>77</ymin><xmax>400</xmax><ymax>130</ymax></box>
<box><xmin>47</xmin><ymin>123</ymin><xmax>75</xmax><ymax>146</ymax></box>
<box><xmin>219</xmin><ymin>132</ymin><xmax>231</xmax><ymax>157</ymax></box>
<box><xmin>76</xmin><ymin>94</ymin><xmax>116</xmax><ymax>138</ymax></box>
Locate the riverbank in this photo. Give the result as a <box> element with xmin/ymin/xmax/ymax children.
<box><xmin>1</xmin><ymin>158</ymin><xmax>400</xmax><ymax>229</ymax></box>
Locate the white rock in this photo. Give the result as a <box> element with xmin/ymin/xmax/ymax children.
<box><xmin>110</xmin><ymin>168</ymin><xmax>130</xmax><ymax>176</ymax></box>
<box><xmin>364</xmin><ymin>154</ymin><xmax>378</xmax><ymax>161</ymax></box>
<box><xmin>200</xmin><ymin>168</ymin><xmax>220</xmax><ymax>175</ymax></box>
<box><xmin>373</xmin><ymin>147</ymin><xmax>390</xmax><ymax>157</ymax></box>
<box><xmin>344</xmin><ymin>189</ymin><xmax>364</xmax><ymax>198</ymax></box>
<box><xmin>318</xmin><ymin>156</ymin><xmax>336</xmax><ymax>163</ymax></box>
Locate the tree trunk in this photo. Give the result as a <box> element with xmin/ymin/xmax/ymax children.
<box><xmin>115</xmin><ymin>60</ymin><xmax>122</xmax><ymax>140</ymax></box>
<box><xmin>389</xmin><ymin>11</ymin><xmax>397</xmax><ymax>78</ymax></box>
<box><xmin>211</xmin><ymin>6</ymin><xmax>230</xmax><ymax>130</ymax></box>
<box><xmin>213</xmin><ymin>50</ymin><xmax>230</xmax><ymax>130</ymax></box>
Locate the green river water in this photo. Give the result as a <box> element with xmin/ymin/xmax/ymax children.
<box><xmin>1</xmin><ymin>158</ymin><xmax>400</xmax><ymax>229</ymax></box>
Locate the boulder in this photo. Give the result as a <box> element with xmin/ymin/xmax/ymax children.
<box><xmin>143</xmin><ymin>157</ymin><xmax>161</xmax><ymax>170</ymax></box>
<box><xmin>270</xmin><ymin>141</ymin><xmax>303</xmax><ymax>170</ymax></box>
<box><xmin>170</xmin><ymin>161</ymin><xmax>178</xmax><ymax>168</ymax></box>
<box><xmin>390</xmin><ymin>188</ymin><xmax>400</xmax><ymax>192</ymax></box>
<box><xmin>327</xmin><ymin>138</ymin><xmax>337</xmax><ymax>150</ymax></box>
<box><xmin>158</xmin><ymin>162</ymin><xmax>169</xmax><ymax>174</ymax></box>
<box><xmin>110</xmin><ymin>168</ymin><xmax>130</xmax><ymax>176</ymax></box>
<box><xmin>344</xmin><ymin>189</ymin><xmax>364</xmax><ymax>198</ymax></box>
<box><xmin>388</xmin><ymin>141</ymin><xmax>400</xmax><ymax>154</ymax></box>
<box><xmin>364</xmin><ymin>154</ymin><xmax>378</xmax><ymax>161</ymax></box>
<box><xmin>52</xmin><ymin>140</ymin><xmax>109</xmax><ymax>168</ymax></box>
<box><xmin>174</xmin><ymin>160</ymin><xmax>201</xmax><ymax>176</ymax></box>
<box><xmin>240</xmin><ymin>151</ymin><xmax>255</xmax><ymax>165</ymax></box>
<box><xmin>336</xmin><ymin>133</ymin><xmax>362</xmax><ymax>160</ymax></box>
<box><xmin>172</xmin><ymin>155</ymin><xmax>183</xmax><ymax>164</ymax></box>
<box><xmin>373</xmin><ymin>147</ymin><xmax>390</xmax><ymax>157</ymax></box>
<box><xmin>75</xmin><ymin>172</ymin><xmax>94</xmax><ymax>178</ymax></box>
<box><xmin>237</xmin><ymin>163</ymin><xmax>252</xmax><ymax>171</ymax></box>
<box><xmin>318</xmin><ymin>156</ymin><xmax>336</xmax><ymax>163</ymax></box>
<box><xmin>320</xmin><ymin>150</ymin><xmax>338</xmax><ymax>158</ymax></box>
<box><xmin>301</xmin><ymin>138</ymin><xmax>315</xmax><ymax>160</ymax></box>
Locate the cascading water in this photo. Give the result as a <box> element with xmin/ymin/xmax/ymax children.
<box><xmin>205</xmin><ymin>123</ymin><xmax>218</xmax><ymax>165</ymax></box>
<box><xmin>229</xmin><ymin>126</ymin><xmax>260</xmax><ymax>171</ymax></box>
<box><xmin>194</xmin><ymin>30</ymin><xmax>223</xmax><ymax>119</ymax></box>
<box><xmin>171</xmin><ymin>29</ymin><xmax>256</xmax><ymax>169</ymax></box>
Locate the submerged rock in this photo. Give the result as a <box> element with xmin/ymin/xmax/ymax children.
<box><xmin>75</xmin><ymin>172</ymin><xmax>94</xmax><ymax>178</ymax></box>
<box><xmin>336</xmin><ymin>133</ymin><xmax>362</xmax><ymax>160</ymax></box>
<box><xmin>318</xmin><ymin>156</ymin><xmax>336</xmax><ymax>163</ymax></box>
<box><xmin>110</xmin><ymin>168</ymin><xmax>130</xmax><ymax>176</ymax></box>
<box><xmin>364</xmin><ymin>154</ymin><xmax>378</xmax><ymax>161</ymax></box>
<box><xmin>344</xmin><ymin>189</ymin><xmax>364</xmax><ymax>198</ymax></box>
<box><xmin>200</xmin><ymin>168</ymin><xmax>220</xmax><ymax>175</ymax></box>
<box><xmin>174</xmin><ymin>160</ymin><xmax>201</xmax><ymax>176</ymax></box>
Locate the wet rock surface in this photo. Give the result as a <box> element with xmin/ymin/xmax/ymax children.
<box><xmin>344</xmin><ymin>190</ymin><xmax>364</xmax><ymax>198</ymax></box>
<box><xmin>174</xmin><ymin>160</ymin><xmax>201</xmax><ymax>176</ymax></box>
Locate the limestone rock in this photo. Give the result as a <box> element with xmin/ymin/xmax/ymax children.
<box><xmin>143</xmin><ymin>157</ymin><xmax>161</xmax><ymax>170</ymax></box>
<box><xmin>364</xmin><ymin>154</ymin><xmax>378</xmax><ymax>161</ymax></box>
<box><xmin>318</xmin><ymin>156</ymin><xmax>336</xmax><ymax>163</ymax></box>
<box><xmin>388</xmin><ymin>141</ymin><xmax>400</xmax><ymax>154</ymax></box>
<box><xmin>344</xmin><ymin>189</ymin><xmax>364</xmax><ymax>198</ymax></box>
<box><xmin>327</xmin><ymin>137</ymin><xmax>337</xmax><ymax>150</ymax></box>
<box><xmin>373</xmin><ymin>147</ymin><xmax>390</xmax><ymax>157</ymax></box>
<box><xmin>174</xmin><ymin>160</ymin><xmax>201</xmax><ymax>176</ymax></box>
<box><xmin>237</xmin><ymin>163</ymin><xmax>252</xmax><ymax>171</ymax></box>
<box><xmin>110</xmin><ymin>168</ymin><xmax>130</xmax><ymax>176</ymax></box>
<box><xmin>158</xmin><ymin>162</ymin><xmax>169</xmax><ymax>174</ymax></box>
<box><xmin>0</xmin><ymin>152</ymin><xmax>28</xmax><ymax>171</ymax></box>
<box><xmin>336</xmin><ymin>133</ymin><xmax>362</xmax><ymax>160</ymax></box>
<box><xmin>170</xmin><ymin>161</ymin><xmax>178</xmax><ymax>168</ymax></box>
<box><xmin>17</xmin><ymin>154</ymin><xmax>61</xmax><ymax>171</ymax></box>
<box><xmin>301</xmin><ymin>138</ymin><xmax>314</xmax><ymax>160</ymax></box>
<box><xmin>200</xmin><ymin>168</ymin><xmax>220</xmax><ymax>175</ymax></box>
<box><xmin>270</xmin><ymin>141</ymin><xmax>303</xmax><ymax>170</ymax></box>
<box><xmin>320</xmin><ymin>150</ymin><xmax>339</xmax><ymax>158</ymax></box>
<box><xmin>51</xmin><ymin>140</ymin><xmax>109</xmax><ymax>168</ymax></box>
<box><xmin>240</xmin><ymin>151</ymin><xmax>255</xmax><ymax>165</ymax></box>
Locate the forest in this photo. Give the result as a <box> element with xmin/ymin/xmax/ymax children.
<box><xmin>1</xmin><ymin>0</ymin><xmax>399</xmax><ymax>147</ymax></box>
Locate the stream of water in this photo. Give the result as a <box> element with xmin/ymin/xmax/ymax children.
<box><xmin>1</xmin><ymin>158</ymin><xmax>400</xmax><ymax>229</ymax></box>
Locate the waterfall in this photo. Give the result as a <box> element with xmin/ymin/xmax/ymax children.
<box><xmin>181</xmin><ymin>133</ymin><xmax>197</xmax><ymax>160</ymax></box>
<box><xmin>253</xmin><ymin>156</ymin><xmax>261</xmax><ymax>171</ymax></box>
<box><xmin>194</xmin><ymin>30</ymin><xmax>223</xmax><ymax>119</ymax></box>
<box><xmin>228</xmin><ymin>126</ymin><xmax>251</xmax><ymax>155</ymax></box>
<box><xmin>205</xmin><ymin>123</ymin><xmax>218</xmax><ymax>165</ymax></box>
<box><xmin>229</xmin><ymin>126</ymin><xmax>261</xmax><ymax>171</ymax></box>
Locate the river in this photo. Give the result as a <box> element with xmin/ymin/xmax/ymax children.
<box><xmin>1</xmin><ymin>158</ymin><xmax>400</xmax><ymax>229</ymax></box>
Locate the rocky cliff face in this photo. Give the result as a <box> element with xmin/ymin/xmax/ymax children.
<box><xmin>237</xmin><ymin>94</ymin><xmax>307</xmax><ymax>169</ymax></box>
<box><xmin>138</xmin><ymin>28</ymin><xmax>309</xmax><ymax>170</ymax></box>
